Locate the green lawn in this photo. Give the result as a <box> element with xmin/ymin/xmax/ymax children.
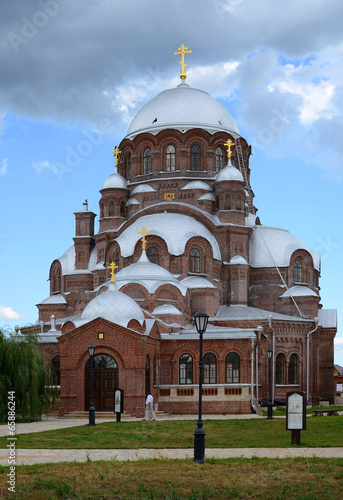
<box><xmin>1</xmin><ymin>457</ymin><xmax>343</xmax><ymax>499</ymax></box>
<box><xmin>1</xmin><ymin>417</ymin><xmax>342</xmax><ymax>449</ymax></box>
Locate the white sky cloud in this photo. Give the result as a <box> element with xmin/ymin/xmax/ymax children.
<box><xmin>0</xmin><ymin>306</ymin><xmax>23</xmax><ymax>321</ymax></box>
<box><xmin>0</xmin><ymin>158</ymin><xmax>8</xmax><ymax>175</ymax></box>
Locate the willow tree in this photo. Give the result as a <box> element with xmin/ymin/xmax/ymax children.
<box><xmin>0</xmin><ymin>330</ymin><xmax>58</xmax><ymax>422</ymax></box>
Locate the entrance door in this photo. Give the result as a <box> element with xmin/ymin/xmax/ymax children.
<box><xmin>85</xmin><ymin>354</ymin><xmax>118</xmax><ymax>411</ymax></box>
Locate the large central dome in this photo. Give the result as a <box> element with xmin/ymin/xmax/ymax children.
<box><xmin>126</xmin><ymin>82</ymin><xmax>239</xmax><ymax>139</ymax></box>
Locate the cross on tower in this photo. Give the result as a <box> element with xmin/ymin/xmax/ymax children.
<box><xmin>138</xmin><ymin>226</ymin><xmax>150</xmax><ymax>251</ymax></box>
<box><xmin>224</xmin><ymin>138</ymin><xmax>235</xmax><ymax>160</ymax></box>
<box><xmin>112</xmin><ymin>146</ymin><xmax>121</xmax><ymax>168</ymax></box>
<box><xmin>107</xmin><ymin>261</ymin><xmax>118</xmax><ymax>284</ymax></box>
<box><xmin>174</xmin><ymin>43</ymin><xmax>192</xmax><ymax>80</ymax></box>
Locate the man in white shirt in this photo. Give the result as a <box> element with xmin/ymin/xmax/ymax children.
<box><xmin>143</xmin><ymin>392</ymin><xmax>157</xmax><ymax>421</ymax></box>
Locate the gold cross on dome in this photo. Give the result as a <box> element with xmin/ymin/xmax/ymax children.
<box><xmin>107</xmin><ymin>261</ymin><xmax>118</xmax><ymax>284</ymax></box>
<box><xmin>112</xmin><ymin>146</ymin><xmax>121</xmax><ymax>168</ymax></box>
<box><xmin>174</xmin><ymin>43</ymin><xmax>192</xmax><ymax>80</ymax></box>
<box><xmin>138</xmin><ymin>226</ymin><xmax>150</xmax><ymax>251</ymax></box>
<box><xmin>224</xmin><ymin>138</ymin><xmax>235</xmax><ymax>160</ymax></box>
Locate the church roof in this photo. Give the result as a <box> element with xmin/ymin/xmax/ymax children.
<box><xmin>250</xmin><ymin>226</ymin><xmax>320</xmax><ymax>271</ymax></box>
<box><xmin>181</xmin><ymin>181</ymin><xmax>213</xmax><ymax>191</ymax></box>
<box><xmin>126</xmin><ymin>82</ymin><xmax>239</xmax><ymax>139</ymax></box>
<box><xmin>152</xmin><ymin>305</ymin><xmax>183</xmax><ymax>316</ymax></box>
<box><xmin>102</xmin><ymin>172</ymin><xmax>127</xmax><ymax>190</ymax></box>
<box><xmin>38</xmin><ymin>294</ymin><xmax>67</xmax><ymax>305</ymax></box>
<box><xmin>180</xmin><ymin>276</ymin><xmax>217</xmax><ymax>289</ymax></box>
<box><xmin>115</xmin><ymin>212</ymin><xmax>221</xmax><ymax>260</ymax></box>
<box><xmin>131</xmin><ymin>184</ymin><xmax>156</xmax><ymax>194</ymax></box>
<box><xmin>280</xmin><ymin>286</ymin><xmax>318</xmax><ymax>298</ymax></box>
<box><xmin>213</xmin><ymin>305</ymin><xmax>314</xmax><ymax>322</ymax></box>
<box><xmin>81</xmin><ymin>283</ymin><xmax>145</xmax><ymax>328</ymax></box>
<box><xmin>215</xmin><ymin>161</ymin><xmax>244</xmax><ymax>183</ymax></box>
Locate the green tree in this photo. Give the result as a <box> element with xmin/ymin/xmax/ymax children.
<box><xmin>0</xmin><ymin>330</ymin><xmax>59</xmax><ymax>422</ymax></box>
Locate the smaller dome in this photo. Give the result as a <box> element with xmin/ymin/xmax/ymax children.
<box><xmin>81</xmin><ymin>284</ymin><xmax>144</xmax><ymax>328</ymax></box>
<box><xmin>280</xmin><ymin>286</ymin><xmax>318</xmax><ymax>298</ymax></box>
<box><xmin>115</xmin><ymin>251</ymin><xmax>178</xmax><ymax>284</ymax></box>
<box><xmin>102</xmin><ymin>172</ymin><xmax>128</xmax><ymax>190</ymax></box>
<box><xmin>216</xmin><ymin>160</ymin><xmax>244</xmax><ymax>183</ymax></box>
<box><xmin>230</xmin><ymin>255</ymin><xmax>249</xmax><ymax>265</ymax></box>
<box><xmin>181</xmin><ymin>181</ymin><xmax>213</xmax><ymax>191</ymax></box>
<box><xmin>131</xmin><ymin>184</ymin><xmax>156</xmax><ymax>195</ymax></box>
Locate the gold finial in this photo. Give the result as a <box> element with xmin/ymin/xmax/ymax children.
<box><xmin>224</xmin><ymin>138</ymin><xmax>235</xmax><ymax>160</ymax></box>
<box><xmin>174</xmin><ymin>43</ymin><xmax>192</xmax><ymax>80</ymax></box>
<box><xmin>138</xmin><ymin>226</ymin><xmax>150</xmax><ymax>251</ymax></box>
<box><xmin>112</xmin><ymin>146</ymin><xmax>121</xmax><ymax>168</ymax></box>
<box><xmin>107</xmin><ymin>261</ymin><xmax>118</xmax><ymax>284</ymax></box>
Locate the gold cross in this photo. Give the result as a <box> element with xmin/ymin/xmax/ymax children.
<box><xmin>112</xmin><ymin>146</ymin><xmax>121</xmax><ymax>168</ymax></box>
<box><xmin>138</xmin><ymin>226</ymin><xmax>150</xmax><ymax>251</ymax></box>
<box><xmin>174</xmin><ymin>43</ymin><xmax>192</xmax><ymax>80</ymax></box>
<box><xmin>224</xmin><ymin>138</ymin><xmax>235</xmax><ymax>160</ymax></box>
<box><xmin>107</xmin><ymin>261</ymin><xmax>118</xmax><ymax>284</ymax></box>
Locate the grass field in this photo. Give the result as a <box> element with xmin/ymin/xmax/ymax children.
<box><xmin>1</xmin><ymin>457</ymin><xmax>343</xmax><ymax>499</ymax></box>
<box><xmin>0</xmin><ymin>417</ymin><xmax>342</xmax><ymax>449</ymax></box>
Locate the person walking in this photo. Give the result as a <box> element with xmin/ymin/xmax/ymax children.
<box><xmin>143</xmin><ymin>392</ymin><xmax>157</xmax><ymax>421</ymax></box>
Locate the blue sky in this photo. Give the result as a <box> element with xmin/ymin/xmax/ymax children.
<box><xmin>0</xmin><ymin>0</ymin><xmax>342</xmax><ymax>364</ymax></box>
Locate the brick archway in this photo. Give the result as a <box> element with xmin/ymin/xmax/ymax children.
<box><xmin>85</xmin><ymin>353</ymin><xmax>118</xmax><ymax>411</ymax></box>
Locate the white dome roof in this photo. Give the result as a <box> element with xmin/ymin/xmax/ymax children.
<box><xmin>126</xmin><ymin>83</ymin><xmax>239</xmax><ymax>139</ymax></box>
<box><xmin>81</xmin><ymin>284</ymin><xmax>144</xmax><ymax>328</ymax></box>
<box><xmin>230</xmin><ymin>255</ymin><xmax>249</xmax><ymax>265</ymax></box>
<box><xmin>216</xmin><ymin>161</ymin><xmax>244</xmax><ymax>183</ymax></box>
<box><xmin>280</xmin><ymin>286</ymin><xmax>318</xmax><ymax>298</ymax></box>
<box><xmin>131</xmin><ymin>183</ymin><xmax>156</xmax><ymax>195</ymax></box>
<box><xmin>102</xmin><ymin>172</ymin><xmax>127</xmax><ymax>190</ymax></box>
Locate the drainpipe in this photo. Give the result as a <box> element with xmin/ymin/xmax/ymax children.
<box><xmin>307</xmin><ymin>317</ymin><xmax>319</xmax><ymax>405</ymax></box>
<box><xmin>255</xmin><ymin>325</ymin><xmax>263</xmax><ymax>404</ymax></box>
<box><xmin>251</xmin><ymin>337</ymin><xmax>255</xmax><ymax>408</ymax></box>
<box><xmin>268</xmin><ymin>315</ymin><xmax>275</xmax><ymax>404</ymax></box>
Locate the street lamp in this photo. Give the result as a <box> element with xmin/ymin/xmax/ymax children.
<box><xmin>88</xmin><ymin>345</ymin><xmax>96</xmax><ymax>426</ymax></box>
<box><xmin>267</xmin><ymin>348</ymin><xmax>273</xmax><ymax>419</ymax></box>
<box><xmin>194</xmin><ymin>311</ymin><xmax>209</xmax><ymax>463</ymax></box>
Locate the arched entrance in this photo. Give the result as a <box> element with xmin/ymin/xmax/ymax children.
<box><xmin>85</xmin><ymin>354</ymin><xmax>118</xmax><ymax>411</ymax></box>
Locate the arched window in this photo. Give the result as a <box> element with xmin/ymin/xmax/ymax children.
<box><xmin>145</xmin><ymin>355</ymin><xmax>150</xmax><ymax>395</ymax></box>
<box><xmin>147</xmin><ymin>246</ymin><xmax>159</xmax><ymax>265</ymax></box>
<box><xmin>114</xmin><ymin>251</ymin><xmax>121</xmax><ymax>272</ymax></box>
<box><xmin>143</xmin><ymin>147</ymin><xmax>151</xmax><ymax>174</ymax></box>
<box><xmin>288</xmin><ymin>354</ymin><xmax>299</xmax><ymax>384</ymax></box>
<box><xmin>294</xmin><ymin>260</ymin><xmax>302</xmax><ymax>282</ymax></box>
<box><xmin>275</xmin><ymin>353</ymin><xmax>286</xmax><ymax>385</ymax></box>
<box><xmin>179</xmin><ymin>354</ymin><xmax>193</xmax><ymax>384</ymax></box>
<box><xmin>216</xmin><ymin>147</ymin><xmax>223</xmax><ymax>171</ymax></box>
<box><xmin>86</xmin><ymin>354</ymin><xmax>117</xmax><ymax>369</ymax></box>
<box><xmin>226</xmin><ymin>352</ymin><xmax>240</xmax><ymax>383</ymax></box>
<box><xmin>225</xmin><ymin>194</ymin><xmax>231</xmax><ymax>210</ymax></box>
<box><xmin>191</xmin><ymin>144</ymin><xmax>201</xmax><ymax>171</ymax></box>
<box><xmin>52</xmin><ymin>355</ymin><xmax>60</xmax><ymax>385</ymax></box>
<box><xmin>189</xmin><ymin>248</ymin><xmax>200</xmax><ymax>273</ymax></box>
<box><xmin>166</xmin><ymin>145</ymin><xmax>176</xmax><ymax>171</ymax></box>
<box><xmin>236</xmin><ymin>194</ymin><xmax>242</xmax><ymax>210</ymax></box>
<box><xmin>108</xmin><ymin>201</ymin><xmax>114</xmax><ymax>217</ymax></box>
<box><xmin>203</xmin><ymin>353</ymin><xmax>216</xmax><ymax>384</ymax></box>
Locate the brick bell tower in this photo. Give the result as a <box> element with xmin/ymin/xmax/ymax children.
<box><xmin>73</xmin><ymin>200</ymin><xmax>96</xmax><ymax>270</ymax></box>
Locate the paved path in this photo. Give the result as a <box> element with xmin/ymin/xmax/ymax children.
<box><xmin>1</xmin><ymin>447</ymin><xmax>343</xmax><ymax>465</ymax></box>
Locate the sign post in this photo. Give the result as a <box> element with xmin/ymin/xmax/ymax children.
<box><xmin>114</xmin><ymin>389</ymin><xmax>124</xmax><ymax>422</ymax></box>
<box><xmin>286</xmin><ymin>391</ymin><xmax>306</xmax><ymax>445</ymax></box>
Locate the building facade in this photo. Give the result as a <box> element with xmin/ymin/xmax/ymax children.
<box><xmin>32</xmin><ymin>55</ymin><xmax>336</xmax><ymax>417</ymax></box>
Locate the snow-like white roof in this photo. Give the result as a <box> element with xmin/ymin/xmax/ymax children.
<box><xmin>198</xmin><ymin>193</ymin><xmax>215</xmax><ymax>201</ymax></box>
<box><xmin>102</xmin><ymin>172</ymin><xmax>127</xmax><ymax>190</ymax></box>
<box><xmin>181</xmin><ymin>181</ymin><xmax>213</xmax><ymax>191</ymax></box>
<box><xmin>126</xmin><ymin>198</ymin><xmax>140</xmax><ymax>206</ymax></box>
<box><xmin>213</xmin><ymin>305</ymin><xmax>312</xmax><ymax>322</ymax></box>
<box><xmin>180</xmin><ymin>276</ymin><xmax>217</xmax><ymax>289</ymax></box>
<box><xmin>115</xmin><ymin>251</ymin><xmax>188</xmax><ymax>296</ymax></box>
<box><xmin>57</xmin><ymin>245</ymin><xmax>97</xmax><ymax>276</ymax></box>
<box><xmin>152</xmin><ymin>304</ymin><xmax>183</xmax><ymax>316</ymax></box>
<box><xmin>230</xmin><ymin>255</ymin><xmax>249</xmax><ymax>265</ymax></box>
<box><xmin>115</xmin><ymin>213</ymin><xmax>221</xmax><ymax>260</ymax></box>
<box><xmin>38</xmin><ymin>294</ymin><xmax>67</xmax><ymax>305</ymax></box>
<box><xmin>280</xmin><ymin>286</ymin><xmax>318</xmax><ymax>298</ymax></box>
<box><xmin>245</xmin><ymin>214</ymin><xmax>258</xmax><ymax>226</ymax></box>
<box><xmin>163</xmin><ymin>324</ymin><xmax>256</xmax><ymax>340</ymax></box>
<box><xmin>250</xmin><ymin>226</ymin><xmax>320</xmax><ymax>271</ymax></box>
<box><xmin>131</xmin><ymin>184</ymin><xmax>156</xmax><ymax>195</ymax></box>
<box><xmin>215</xmin><ymin>161</ymin><xmax>244</xmax><ymax>183</ymax></box>
<box><xmin>81</xmin><ymin>283</ymin><xmax>145</xmax><ymax>328</ymax></box>
<box><xmin>126</xmin><ymin>82</ymin><xmax>239</xmax><ymax>139</ymax></box>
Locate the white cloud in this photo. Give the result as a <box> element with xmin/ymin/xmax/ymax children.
<box><xmin>0</xmin><ymin>158</ymin><xmax>8</xmax><ymax>175</ymax></box>
<box><xmin>32</xmin><ymin>160</ymin><xmax>59</xmax><ymax>176</ymax></box>
<box><xmin>335</xmin><ymin>337</ymin><xmax>343</xmax><ymax>347</ymax></box>
<box><xmin>0</xmin><ymin>306</ymin><xmax>23</xmax><ymax>321</ymax></box>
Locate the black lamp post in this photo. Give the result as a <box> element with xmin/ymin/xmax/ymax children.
<box><xmin>88</xmin><ymin>345</ymin><xmax>96</xmax><ymax>426</ymax></box>
<box><xmin>267</xmin><ymin>348</ymin><xmax>273</xmax><ymax>419</ymax></box>
<box><xmin>194</xmin><ymin>311</ymin><xmax>209</xmax><ymax>463</ymax></box>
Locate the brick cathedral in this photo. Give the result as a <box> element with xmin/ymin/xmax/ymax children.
<box><xmin>35</xmin><ymin>47</ymin><xmax>336</xmax><ymax>416</ymax></box>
